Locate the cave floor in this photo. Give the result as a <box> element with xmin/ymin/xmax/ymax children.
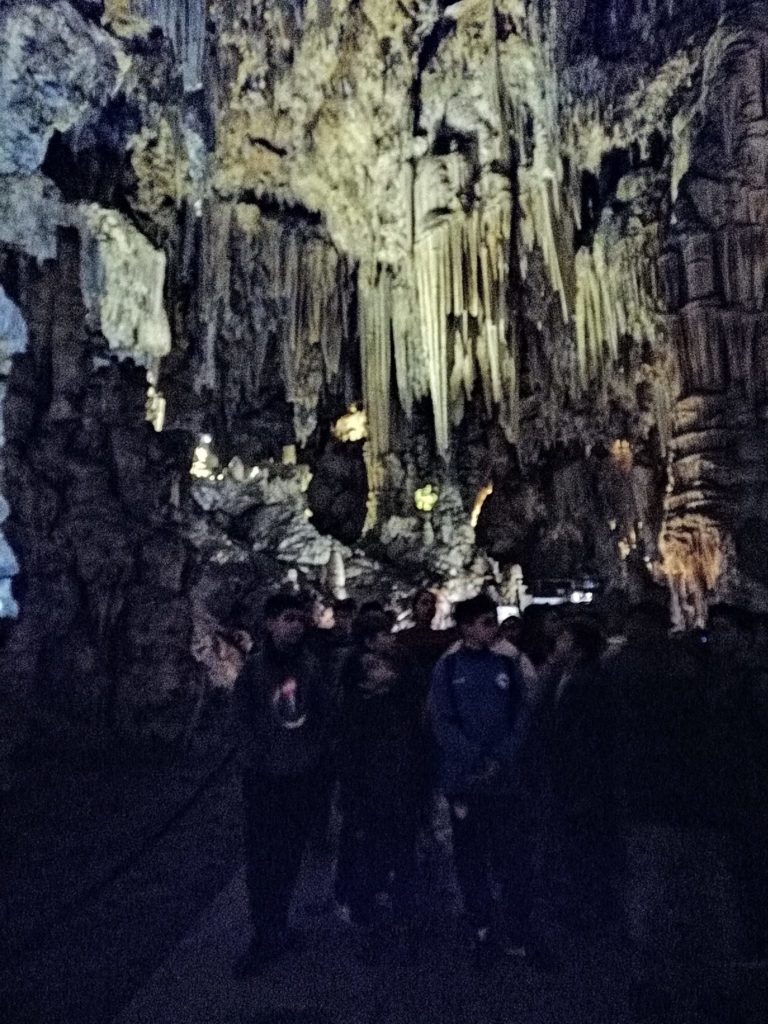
<box><xmin>114</xmin><ymin>837</ymin><xmax>767</xmax><ymax>1024</ymax></box>
<box><xmin>3</xmin><ymin>748</ymin><xmax>766</xmax><ymax>1024</ymax></box>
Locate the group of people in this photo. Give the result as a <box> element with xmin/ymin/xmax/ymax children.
<box><xmin>229</xmin><ymin>587</ymin><xmax>768</xmax><ymax>980</ymax></box>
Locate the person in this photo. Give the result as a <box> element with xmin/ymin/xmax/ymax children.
<box><xmin>708</xmin><ymin>605</ymin><xmax>768</xmax><ymax>962</ymax></box>
<box><xmin>543</xmin><ymin>617</ymin><xmax>616</xmax><ymax>929</ymax></box>
<box><xmin>740</xmin><ymin>637</ymin><xmax>768</xmax><ymax>961</ymax></box>
<box><xmin>498</xmin><ymin>613</ymin><xmax>523</xmax><ymax>648</ymax></box>
<box><xmin>332</xmin><ymin>598</ymin><xmax>357</xmax><ymax>644</ymax></box>
<box><xmin>304</xmin><ymin>596</ymin><xmax>359</xmax><ymax>856</ymax></box>
<box><xmin>396</xmin><ymin>590</ymin><xmax>458</xmax><ymax>847</ymax></box>
<box><xmin>336</xmin><ymin>610</ymin><xmax>424</xmax><ymax>944</ymax></box>
<box><xmin>429</xmin><ymin>593</ymin><xmax>532</xmax><ymax>957</ymax></box>
<box><xmin>397</xmin><ymin>589</ymin><xmax>456</xmax><ymax>706</ymax></box>
<box><xmin>232</xmin><ymin>592</ymin><xmax>338</xmax><ymax>977</ymax></box>
<box><xmin>517</xmin><ymin>605</ymin><xmax>560</xmax><ymax>670</ymax></box>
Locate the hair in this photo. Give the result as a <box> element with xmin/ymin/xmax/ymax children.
<box><xmin>333</xmin><ymin>598</ymin><xmax>357</xmax><ymax>615</ymax></box>
<box><xmin>262</xmin><ymin>592</ymin><xmax>308</xmax><ymax>621</ymax></box>
<box><xmin>454</xmin><ymin>593</ymin><xmax>497</xmax><ymax>627</ymax></box>
<box><xmin>498</xmin><ymin>614</ymin><xmax>523</xmax><ymax>643</ymax></box>
<box><xmin>562</xmin><ymin>617</ymin><xmax>606</xmax><ymax>664</ymax></box>
<box><xmin>353</xmin><ymin>609</ymin><xmax>391</xmax><ymax>645</ymax></box>
<box><xmin>359</xmin><ymin>599</ymin><xmax>385</xmax><ymax>616</ymax></box>
<box><xmin>413</xmin><ymin>588</ymin><xmax>436</xmax><ymax>607</ymax></box>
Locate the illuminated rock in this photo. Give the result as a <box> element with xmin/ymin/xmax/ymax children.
<box><xmin>79</xmin><ymin>205</ymin><xmax>172</xmax><ymax>364</ymax></box>
<box><xmin>0</xmin><ymin>1</ymin><xmax>125</xmax><ymax>174</ymax></box>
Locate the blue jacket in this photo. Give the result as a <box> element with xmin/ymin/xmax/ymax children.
<box><xmin>429</xmin><ymin>646</ymin><xmax>529</xmax><ymax>797</ymax></box>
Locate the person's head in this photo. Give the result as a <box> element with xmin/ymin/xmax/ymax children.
<box><xmin>313</xmin><ymin>599</ymin><xmax>334</xmax><ymax>630</ymax></box>
<box><xmin>262</xmin><ymin>593</ymin><xmax>308</xmax><ymax>651</ymax></box>
<box><xmin>498</xmin><ymin>613</ymin><xmax>523</xmax><ymax>646</ymax></box>
<box><xmin>517</xmin><ymin>605</ymin><xmax>558</xmax><ymax>667</ymax></box>
<box><xmin>354</xmin><ymin>609</ymin><xmax>396</xmax><ymax>655</ymax></box>
<box><xmin>553</xmin><ymin>617</ymin><xmax>605</xmax><ymax>668</ymax></box>
<box><xmin>455</xmin><ymin>594</ymin><xmax>498</xmax><ymax>650</ymax></box>
<box><xmin>359</xmin><ymin>599</ymin><xmax>385</xmax><ymax>616</ymax></box>
<box><xmin>412</xmin><ymin>588</ymin><xmax>437</xmax><ymax>627</ymax></box>
<box><xmin>333</xmin><ymin>598</ymin><xmax>356</xmax><ymax>637</ymax></box>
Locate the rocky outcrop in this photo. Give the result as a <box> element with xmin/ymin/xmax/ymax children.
<box><xmin>0</xmin><ymin>1</ymin><xmax>125</xmax><ymax>175</ymax></box>
<box><xmin>0</xmin><ymin>229</ymin><xmax>196</xmax><ymax>750</ymax></box>
<box><xmin>0</xmin><ymin>286</ymin><xmax>25</xmax><ymax>616</ymax></box>
<box><xmin>660</xmin><ymin>5</ymin><xmax>768</xmax><ymax>623</ymax></box>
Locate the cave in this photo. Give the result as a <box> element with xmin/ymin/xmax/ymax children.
<box><xmin>1</xmin><ymin>2</ymin><xmax>767</xmax><ymax>1022</ymax></box>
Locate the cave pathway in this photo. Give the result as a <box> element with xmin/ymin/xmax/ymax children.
<box><xmin>114</xmin><ymin>838</ymin><xmax>632</xmax><ymax>1024</ymax></box>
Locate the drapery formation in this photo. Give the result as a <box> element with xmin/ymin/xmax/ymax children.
<box><xmin>573</xmin><ymin>227</ymin><xmax>660</xmax><ymax>392</ymax></box>
<box><xmin>413</xmin><ymin>189</ymin><xmax>516</xmax><ymax>455</ymax></box>
<box><xmin>359</xmin><ymin>180</ymin><xmax>515</xmax><ymax>468</ymax></box>
<box><xmin>199</xmin><ymin>202</ymin><xmax>355</xmax><ymax>447</ymax></box>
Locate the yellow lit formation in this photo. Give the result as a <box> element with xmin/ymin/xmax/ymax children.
<box><xmin>414</xmin><ymin>485</ymin><xmax>439</xmax><ymax>513</ymax></box>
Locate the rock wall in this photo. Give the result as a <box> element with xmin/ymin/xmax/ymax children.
<box><xmin>660</xmin><ymin>6</ymin><xmax>768</xmax><ymax>623</ymax></box>
<box><xmin>0</xmin><ymin>227</ymin><xmax>196</xmax><ymax>753</ymax></box>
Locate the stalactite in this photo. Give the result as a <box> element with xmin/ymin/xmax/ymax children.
<box><xmin>573</xmin><ymin>225</ymin><xmax>659</xmax><ymax>394</ymax></box>
<box><xmin>214</xmin><ymin>207</ymin><xmax>352</xmax><ymax>447</ymax></box>
<box><xmin>659</xmin><ymin>515</ymin><xmax>725</xmax><ymax>628</ymax></box>
<box><xmin>392</xmin><ymin>273</ymin><xmax>425</xmax><ymax>421</ymax></box>
<box><xmin>131</xmin><ymin>0</ymin><xmax>207</xmax><ymax>91</ymax></box>
<box><xmin>359</xmin><ymin>261</ymin><xmax>392</xmax><ymax>474</ymax></box>
<box><xmin>519</xmin><ymin>171</ymin><xmax>570</xmax><ymax>324</ymax></box>
<box><xmin>414</xmin><ymin>224</ymin><xmax>450</xmax><ymax>455</ymax></box>
<box><xmin>408</xmin><ymin>176</ymin><xmax>515</xmax><ymax>455</ymax></box>
<box><xmin>198</xmin><ymin>200</ymin><xmax>233</xmax><ymax>393</ymax></box>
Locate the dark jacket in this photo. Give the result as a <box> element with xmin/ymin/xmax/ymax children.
<box><xmin>338</xmin><ymin>652</ymin><xmax>424</xmax><ymax>830</ymax></box>
<box><xmin>549</xmin><ymin>662</ymin><xmax>611</xmax><ymax>825</ymax></box>
<box><xmin>234</xmin><ymin>638</ymin><xmax>337</xmax><ymax>778</ymax></box>
<box><xmin>430</xmin><ymin>646</ymin><xmax>529</xmax><ymax>797</ymax></box>
<box><xmin>396</xmin><ymin>625</ymin><xmax>457</xmax><ymax>707</ymax></box>
<box><xmin>606</xmin><ymin>637</ymin><xmax>740</xmax><ymax>829</ymax></box>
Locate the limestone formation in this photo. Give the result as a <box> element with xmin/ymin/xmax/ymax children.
<box><xmin>0</xmin><ymin>1</ymin><xmax>126</xmax><ymax>175</ymax></box>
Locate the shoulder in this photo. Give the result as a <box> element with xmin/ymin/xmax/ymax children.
<box><xmin>434</xmin><ymin>645</ymin><xmax>463</xmax><ymax>671</ymax></box>
<box><xmin>490</xmin><ymin>646</ymin><xmax>521</xmax><ymax>674</ymax></box>
<box><xmin>439</xmin><ymin>642</ymin><xmax>462</xmax><ymax>662</ymax></box>
<box><xmin>431</xmin><ymin>647</ymin><xmax>461</xmax><ymax>688</ymax></box>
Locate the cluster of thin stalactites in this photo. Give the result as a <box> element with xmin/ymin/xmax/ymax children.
<box><xmin>131</xmin><ymin>0</ymin><xmax>207</xmax><ymax>92</ymax></box>
<box><xmin>197</xmin><ymin>180</ymin><xmax>664</xmax><ymax>477</ymax></box>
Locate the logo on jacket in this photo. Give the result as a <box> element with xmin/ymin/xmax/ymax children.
<box><xmin>271</xmin><ymin>677</ymin><xmax>308</xmax><ymax>730</ymax></box>
<box><xmin>495</xmin><ymin>672</ymin><xmax>511</xmax><ymax>691</ymax></box>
